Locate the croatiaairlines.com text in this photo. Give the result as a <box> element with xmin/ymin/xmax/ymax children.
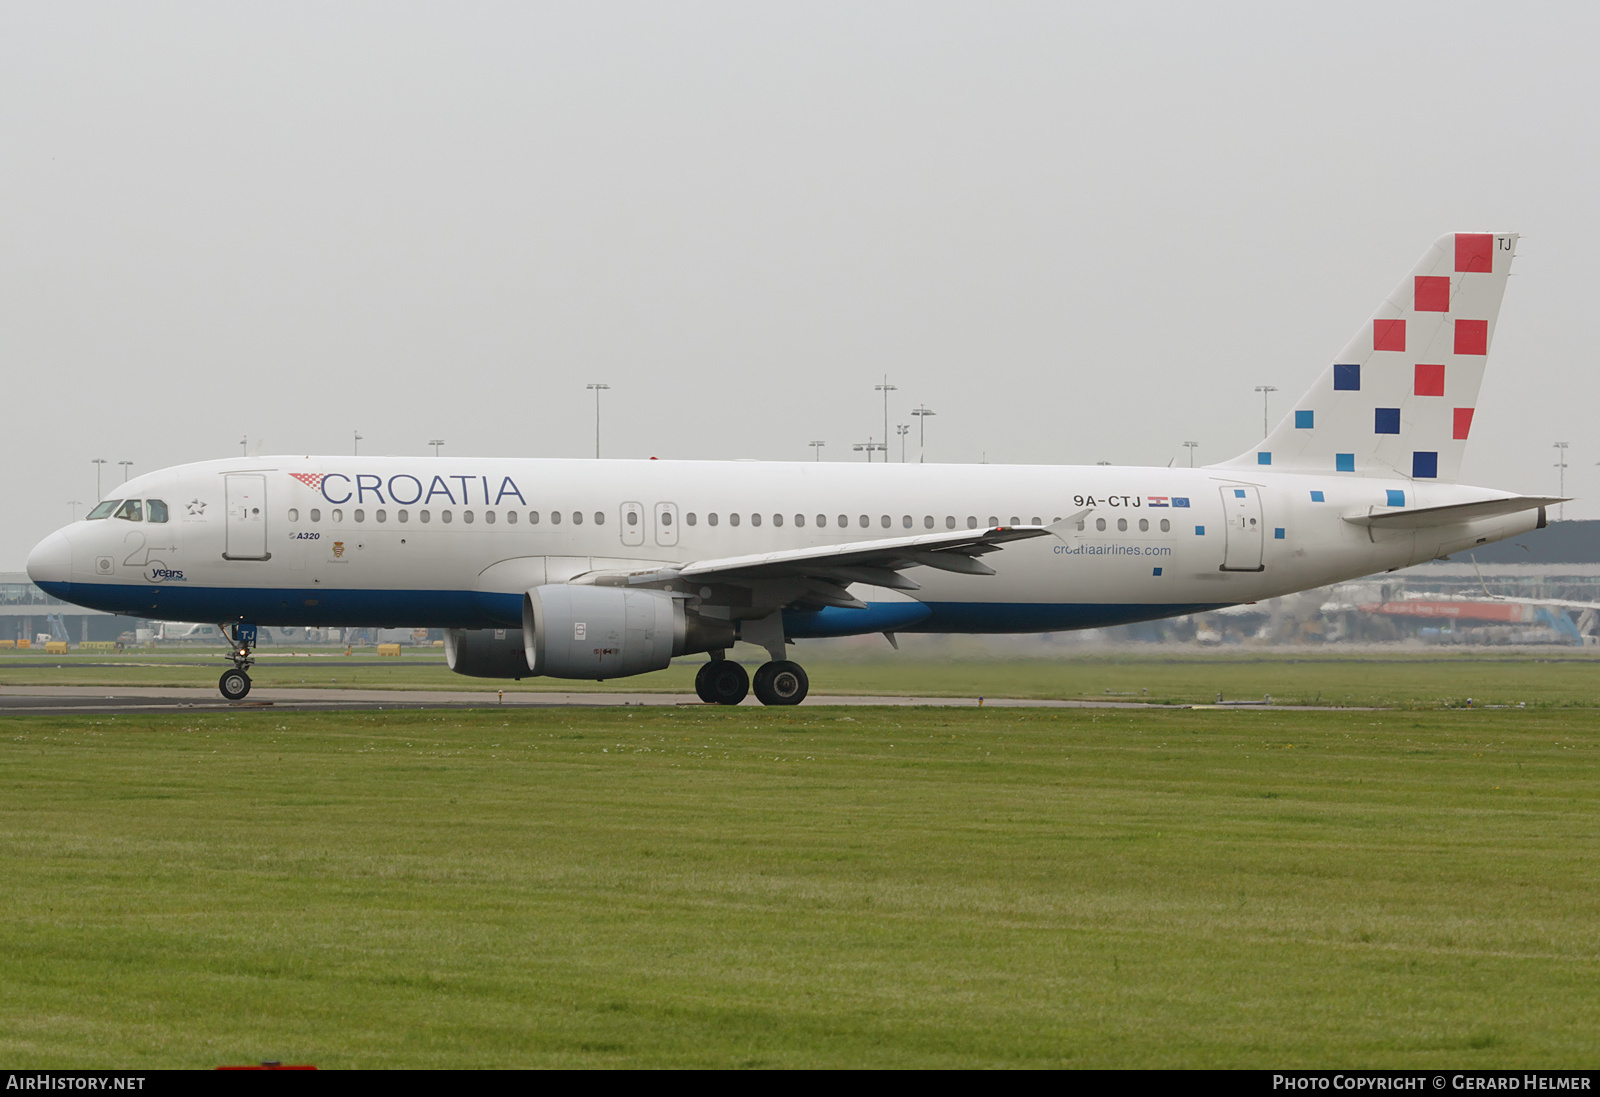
<box><xmin>1052</xmin><ymin>543</ymin><xmax>1171</xmax><ymax>556</ymax></box>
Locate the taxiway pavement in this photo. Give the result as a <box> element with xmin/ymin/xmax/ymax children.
<box><xmin>0</xmin><ymin>684</ymin><xmax>1192</xmax><ymax>715</ymax></box>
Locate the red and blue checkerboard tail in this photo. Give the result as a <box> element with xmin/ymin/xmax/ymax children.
<box><xmin>1218</xmin><ymin>232</ymin><xmax>1517</xmax><ymax>483</ymax></box>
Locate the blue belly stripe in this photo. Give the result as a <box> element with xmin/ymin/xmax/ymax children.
<box><xmin>782</xmin><ymin>602</ymin><xmax>932</xmax><ymax>637</ymax></box>
<box><xmin>34</xmin><ymin>580</ymin><xmax>524</xmax><ymax>628</ymax></box>
<box><xmin>906</xmin><ymin>601</ymin><xmax>1232</xmax><ymax>633</ymax></box>
<box><xmin>38</xmin><ymin>580</ymin><xmax>1230</xmax><ymax>637</ymax></box>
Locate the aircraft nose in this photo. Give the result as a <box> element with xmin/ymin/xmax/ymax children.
<box><xmin>27</xmin><ymin>530</ymin><xmax>73</xmax><ymax>587</ymax></box>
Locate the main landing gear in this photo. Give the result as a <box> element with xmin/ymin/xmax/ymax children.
<box><xmin>753</xmin><ymin>660</ymin><xmax>808</xmax><ymax>705</ymax></box>
<box><xmin>218</xmin><ymin>622</ymin><xmax>257</xmax><ymax>701</ymax></box>
<box><xmin>694</xmin><ymin>653</ymin><xmax>810</xmax><ymax>706</ymax></box>
<box><xmin>695</xmin><ymin>658</ymin><xmax>748</xmax><ymax>705</ymax></box>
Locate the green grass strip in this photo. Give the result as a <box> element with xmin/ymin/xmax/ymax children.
<box><xmin>2</xmin><ymin>705</ymin><xmax>1596</xmax><ymax>1067</ymax></box>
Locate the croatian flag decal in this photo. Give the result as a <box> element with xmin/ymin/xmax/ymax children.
<box><xmin>1147</xmin><ymin>496</ymin><xmax>1170</xmax><ymax>507</ymax></box>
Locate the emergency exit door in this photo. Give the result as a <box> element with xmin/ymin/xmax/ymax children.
<box><xmin>1219</xmin><ymin>486</ymin><xmax>1264</xmax><ymax>572</ymax></box>
<box><xmin>619</xmin><ymin>502</ymin><xmax>645</xmax><ymax>547</ymax></box>
<box><xmin>654</xmin><ymin>502</ymin><xmax>679</xmax><ymax>547</ymax></box>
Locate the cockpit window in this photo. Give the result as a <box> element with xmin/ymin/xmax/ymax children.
<box><xmin>146</xmin><ymin>499</ymin><xmax>169</xmax><ymax>523</ymax></box>
<box><xmin>86</xmin><ymin>500</ymin><xmax>119</xmax><ymax>520</ymax></box>
<box><xmin>113</xmin><ymin>499</ymin><xmax>143</xmax><ymax>522</ymax></box>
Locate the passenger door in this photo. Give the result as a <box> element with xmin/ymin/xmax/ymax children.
<box><xmin>224</xmin><ymin>474</ymin><xmax>271</xmax><ymax>560</ymax></box>
<box><xmin>1219</xmin><ymin>486</ymin><xmax>1264</xmax><ymax>571</ymax></box>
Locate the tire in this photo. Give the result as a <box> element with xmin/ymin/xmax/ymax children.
<box><xmin>219</xmin><ymin>669</ymin><xmax>252</xmax><ymax>701</ymax></box>
<box><xmin>694</xmin><ymin>661</ymin><xmax>720</xmax><ymax>703</ymax></box>
<box><xmin>752</xmin><ymin>660</ymin><xmax>808</xmax><ymax>706</ymax></box>
<box><xmin>702</xmin><ymin>660</ymin><xmax>749</xmax><ymax>705</ymax></box>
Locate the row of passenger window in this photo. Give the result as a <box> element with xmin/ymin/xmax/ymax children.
<box><xmin>288</xmin><ymin>509</ymin><xmax>607</xmax><ymax>526</ymax></box>
<box><xmin>1094</xmin><ymin>517</ymin><xmax>1170</xmax><ymax>533</ymax></box>
<box><xmin>682</xmin><ymin>514</ymin><xmax>1165</xmax><ymax>532</ymax></box>
<box><xmin>681</xmin><ymin>513</ymin><xmax>1056</xmax><ymax>529</ymax></box>
<box><xmin>285</xmin><ymin>508</ymin><xmax>1175</xmax><ymax>534</ymax></box>
<box><xmin>287</xmin><ymin>509</ymin><xmax>1064</xmax><ymax>529</ymax></box>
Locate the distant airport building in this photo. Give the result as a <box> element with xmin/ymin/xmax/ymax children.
<box><xmin>1183</xmin><ymin>520</ymin><xmax>1600</xmax><ymax>646</ymax></box>
<box><xmin>0</xmin><ymin>572</ymin><xmax>437</xmax><ymax>648</ymax></box>
<box><xmin>0</xmin><ymin>571</ymin><xmax>127</xmax><ymax>644</ymax></box>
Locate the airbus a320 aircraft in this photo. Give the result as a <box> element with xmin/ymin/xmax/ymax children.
<box><xmin>28</xmin><ymin>232</ymin><xmax>1558</xmax><ymax>704</ymax></box>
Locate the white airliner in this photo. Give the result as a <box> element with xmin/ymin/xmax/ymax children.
<box><xmin>28</xmin><ymin>232</ymin><xmax>1559</xmax><ymax>704</ymax></box>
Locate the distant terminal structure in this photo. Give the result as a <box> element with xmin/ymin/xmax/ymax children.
<box><xmin>1013</xmin><ymin>520</ymin><xmax>1600</xmax><ymax>648</ymax></box>
<box><xmin>1180</xmin><ymin>519</ymin><xmax>1600</xmax><ymax>646</ymax></box>
<box><xmin>0</xmin><ymin>571</ymin><xmax>125</xmax><ymax>646</ymax></box>
<box><xmin>1375</xmin><ymin>517</ymin><xmax>1600</xmax><ymax>644</ymax></box>
<box><xmin>0</xmin><ymin>571</ymin><xmax>436</xmax><ymax>650</ymax></box>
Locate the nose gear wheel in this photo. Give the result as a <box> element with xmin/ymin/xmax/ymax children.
<box><xmin>219</xmin><ymin>668</ymin><xmax>252</xmax><ymax>701</ymax></box>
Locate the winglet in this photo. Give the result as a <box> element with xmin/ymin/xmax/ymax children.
<box><xmin>1045</xmin><ymin>509</ymin><xmax>1093</xmax><ymax>540</ymax></box>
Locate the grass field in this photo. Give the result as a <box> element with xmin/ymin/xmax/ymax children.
<box><xmin>7</xmin><ymin>647</ymin><xmax>1600</xmax><ymax>707</ymax></box>
<box><xmin>3</xmin><ymin>685</ymin><xmax>1598</xmax><ymax>1067</ymax></box>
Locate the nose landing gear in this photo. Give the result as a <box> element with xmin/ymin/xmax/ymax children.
<box><xmin>218</xmin><ymin>622</ymin><xmax>257</xmax><ymax>700</ymax></box>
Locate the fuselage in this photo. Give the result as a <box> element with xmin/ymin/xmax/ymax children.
<box><xmin>26</xmin><ymin>455</ymin><xmax>1540</xmax><ymax>638</ymax></box>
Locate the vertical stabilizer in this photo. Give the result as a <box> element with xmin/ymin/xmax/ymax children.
<box><xmin>1221</xmin><ymin>232</ymin><xmax>1517</xmax><ymax>482</ymax></box>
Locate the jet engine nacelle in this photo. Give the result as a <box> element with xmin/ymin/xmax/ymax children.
<box><xmin>523</xmin><ymin>584</ymin><xmax>687</xmax><ymax>680</ymax></box>
<box><xmin>444</xmin><ymin>627</ymin><xmax>531</xmax><ymax>679</ymax></box>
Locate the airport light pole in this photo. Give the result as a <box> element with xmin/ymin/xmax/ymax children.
<box><xmin>875</xmin><ymin>377</ymin><xmax>896</xmax><ymax>457</ymax></box>
<box><xmin>118</xmin><ymin>460</ymin><xmax>133</xmax><ymax>482</ymax></box>
<box><xmin>853</xmin><ymin>439</ymin><xmax>885</xmax><ymax>462</ymax></box>
<box><xmin>91</xmin><ymin>458</ymin><xmax>106</xmax><ymax>500</ymax></box>
<box><xmin>1554</xmin><ymin>441</ymin><xmax>1568</xmax><ymax>520</ymax></box>
<box><xmin>587</xmin><ymin>383</ymin><xmax>609</xmax><ymax>459</ymax></box>
<box><xmin>896</xmin><ymin>423</ymin><xmax>910</xmax><ymax>462</ymax></box>
<box><xmin>1254</xmin><ymin>385</ymin><xmax>1278</xmax><ymax>439</ymax></box>
<box><xmin>912</xmin><ymin>405</ymin><xmax>935</xmax><ymax>463</ymax></box>
<box><xmin>67</xmin><ymin>501</ymin><xmax>81</xmax><ymax>521</ymax></box>
<box><xmin>1183</xmin><ymin>441</ymin><xmax>1198</xmax><ymax>467</ymax></box>
<box><xmin>430</xmin><ymin>438</ymin><xmax>445</xmax><ymax>457</ymax></box>
<box><xmin>809</xmin><ymin>441</ymin><xmax>826</xmax><ymax>461</ymax></box>
<box><xmin>240</xmin><ymin>435</ymin><xmax>248</xmax><ymax>456</ymax></box>
<box><xmin>353</xmin><ymin>431</ymin><xmax>362</xmax><ymax>456</ymax></box>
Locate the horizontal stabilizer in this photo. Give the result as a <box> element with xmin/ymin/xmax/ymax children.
<box><xmin>1342</xmin><ymin>496</ymin><xmax>1562</xmax><ymax>530</ymax></box>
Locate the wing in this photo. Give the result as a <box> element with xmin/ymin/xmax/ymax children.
<box><xmin>573</xmin><ymin>514</ymin><xmax>1085</xmax><ymax>612</ymax></box>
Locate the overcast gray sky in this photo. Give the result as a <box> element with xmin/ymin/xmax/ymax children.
<box><xmin>4</xmin><ymin>1</ymin><xmax>1597</xmax><ymax>566</ymax></box>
